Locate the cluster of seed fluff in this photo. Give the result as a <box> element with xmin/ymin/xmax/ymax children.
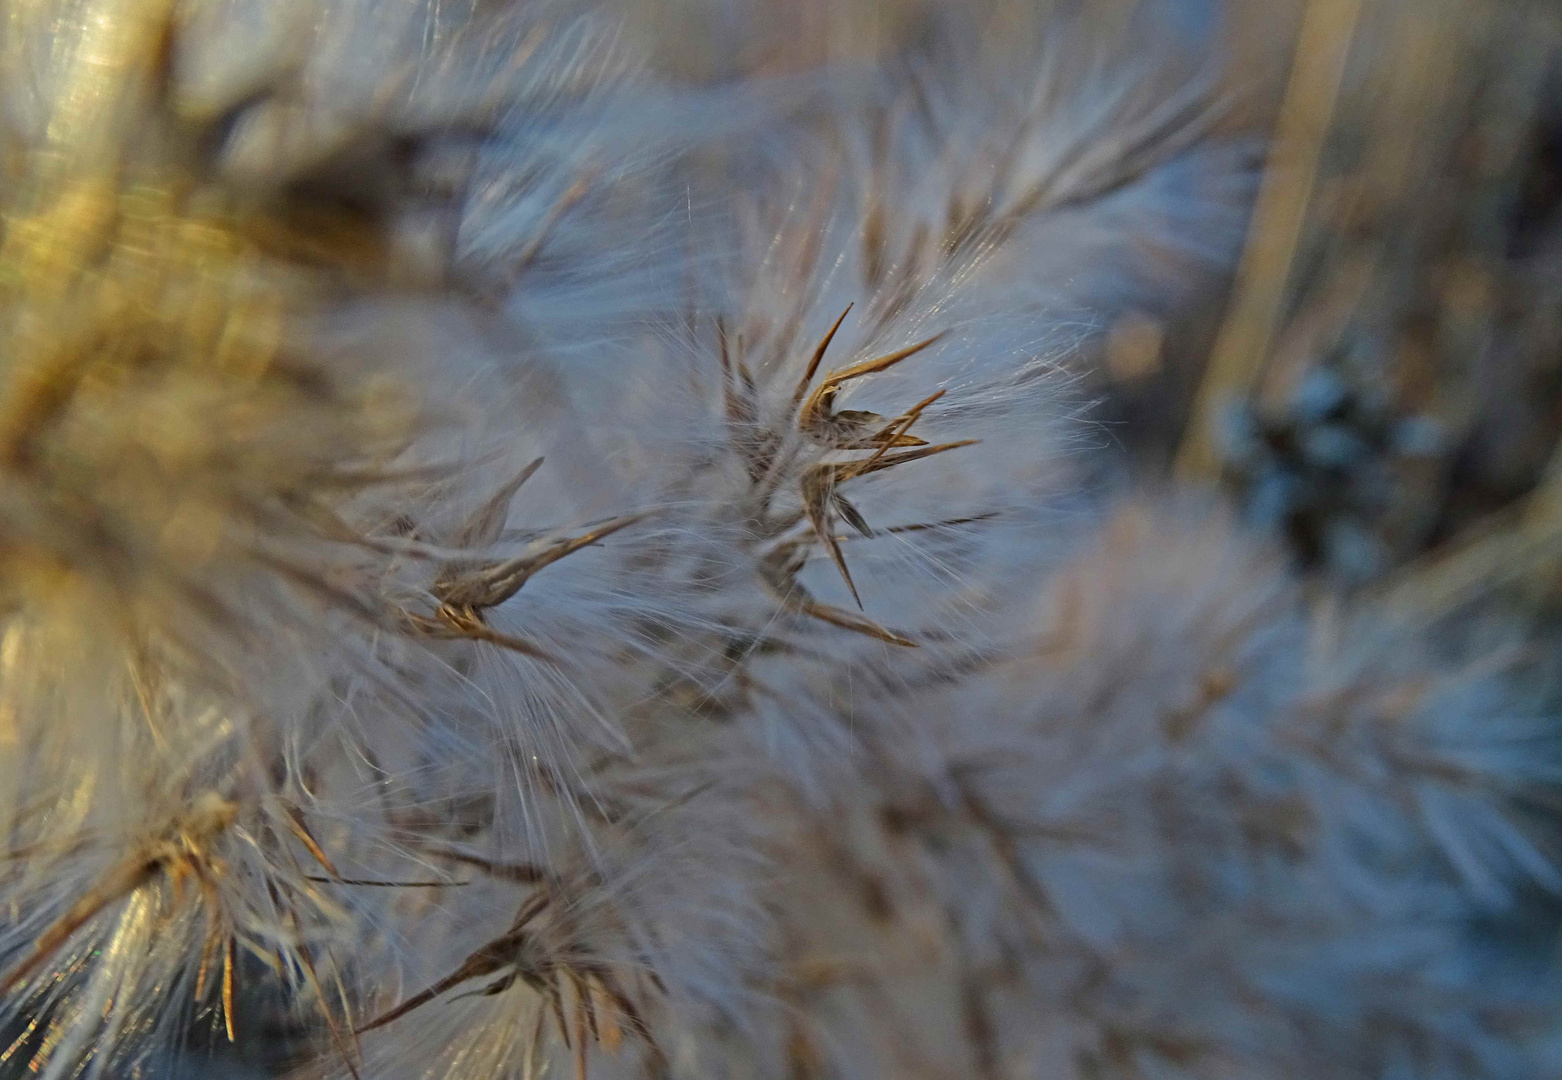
<box><xmin>0</xmin><ymin>3</ymin><xmax>1558</xmax><ymax>1080</ymax></box>
<box><xmin>743</xmin><ymin>499</ymin><xmax>1562</xmax><ymax>1080</ymax></box>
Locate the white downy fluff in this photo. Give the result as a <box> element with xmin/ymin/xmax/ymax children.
<box><xmin>0</xmin><ymin>3</ymin><xmax>1556</xmax><ymax>1080</ymax></box>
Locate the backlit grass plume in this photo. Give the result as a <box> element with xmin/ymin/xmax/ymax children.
<box><xmin>747</xmin><ymin>498</ymin><xmax>1562</xmax><ymax>1079</ymax></box>
<box><xmin>2</xmin><ymin>3</ymin><xmax>1560</xmax><ymax>1080</ymax></box>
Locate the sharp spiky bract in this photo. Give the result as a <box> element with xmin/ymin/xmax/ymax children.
<box><xmin>0</xmin><ymin>2</ymin><xmax>1557</xmax><ymax>1080</ymax></box>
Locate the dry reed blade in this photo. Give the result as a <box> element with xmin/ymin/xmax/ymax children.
<box><xmin>1176</xmin><ymin>0</ymin><xmax>1364</xmax><ymax>478</ymax></box>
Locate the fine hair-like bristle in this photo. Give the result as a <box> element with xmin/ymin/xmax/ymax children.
<box><xmin>2</xmin><ymin>3</ymin><xmax>1557</xmax><ymax>1080</ymax></box>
